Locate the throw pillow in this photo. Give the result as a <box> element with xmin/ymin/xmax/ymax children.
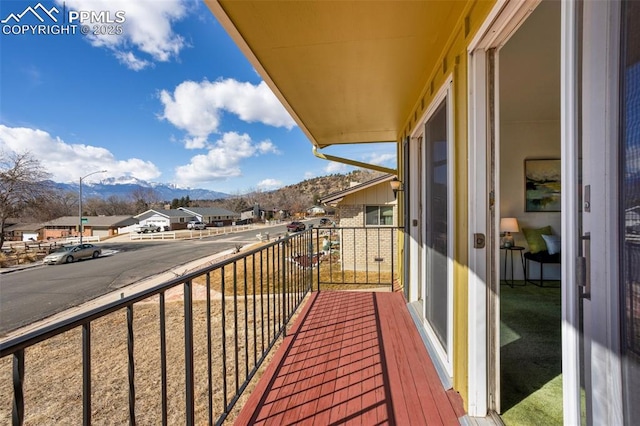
<box><xmin>522</xmin><ymin>226</ymin><xmax>553</xmax><ymax>254</ymax></box>
<box><xmin>541</xmin><ymin>234</ymin><xmax>561</xmax><ymax>255</ymax></box>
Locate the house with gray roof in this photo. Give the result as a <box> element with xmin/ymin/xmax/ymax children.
<box><xmin>134</xmin><ymin>209</ymin><xmax>193</xmax><ymax>230</ymax></box>
<box><xmin>4</xmin><ymin>222</ymin><xmax>44</xmax><ymax>242</ymax></box>
<box><xmin>42</xmin><ymin>216</ymin><xmax>137</xmax><ymax>240</ymax></box>
<box><xmin>133</xmin><ymin>207</ymin><xmax>240</xmax><ymax>230</ymax></box>
<box><xmin>178</xmin><ymin>207</ymin><xmax>240</xmax><ymax>226</ymax></box>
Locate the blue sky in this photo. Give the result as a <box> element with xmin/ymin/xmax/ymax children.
<box><xmin>0</xmin><ymin>0</ymin><xmax>396</xmax><ymax>194</ymax></box>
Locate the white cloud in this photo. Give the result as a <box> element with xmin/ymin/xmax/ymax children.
<box><xmin>0</xmin><ymin>125</ymin><xmax>161</xmax><ymax>182</ymax></box>
<box><xmin>114</xmin><ymin>51</ymin><xmax>151</xmax><ymax>71</ymax></box>
<box><xmin>174</xmin><ymin>132</ymin><xmax>278</xmax><ymax>185</ymax></box>
<box><xmin>366</xmin><ymin>152</ymin><xmax>396</xmax><ymax>166</ymax></box>
<box><xmin>257</xmin><ymin>178</ymin><xmax>283</xmax><ymax>190</ymax></box>
<box><xmin>325</xmin><ymin>161</ymin><xmax>349</xmax><ymax>174</ymax></box>
<box><xmin>257</xmin><ymin>140</ymin><xmax>279</xmax><ymax>154</ymax></box>
<box><xmin>159</xmin><ymin>79</ymin><xmax>296</xmax><ymax>148</ymax></box>
<box><xmin>57</xmin><ymin>0</ymin><xmax>189</xmax><ymax>70</ymax></box>
<box><xmin>304</xmin><ymin>171</ymin><xmax>315</xmax><ymax>179</ymax></box>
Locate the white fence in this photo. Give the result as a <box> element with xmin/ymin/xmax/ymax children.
<box><xmin>65</xmin><ymin>236</ymin><xmax>101</xmax><ymax>244</ymax></box>
<box><xmin>126</xmin><ymin>224</ymin><xmax>254</xmax><ymax>241</ymax></box>
<box><xmin>187</xmin><ymin>224</ymin><xmax>254</xmax><ymax>237</ymax></box>
<box><xmin>130</xmin><ymin>232</ymin><xmax>176</xmax><ymax>241</ymax></box>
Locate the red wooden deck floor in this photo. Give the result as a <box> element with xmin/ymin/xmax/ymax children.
<box><xmin>235</xmin><ymin>291</ymin><xmax>466</xmax><ymax>425</ymax></box>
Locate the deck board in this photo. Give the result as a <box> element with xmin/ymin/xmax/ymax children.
<box><xmin>235</xmin><ymin>291</ymin><xmax>465</xmax><ymax>425</ymax></box>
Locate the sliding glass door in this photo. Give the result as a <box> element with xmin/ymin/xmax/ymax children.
<box><xmin>620</xmin><ymin>1</ymin><xmax>640</xmax><ymax>422</ymax></box>
<box><xmin>424</xmin><ymin>99</ymin><xmax>450</xmax><ymax>348</ymax></box>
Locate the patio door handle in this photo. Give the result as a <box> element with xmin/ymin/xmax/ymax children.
<box><xmin>577</xmin><ymin>232</ymin><xmax>590</xmax><ymax>299</ymax></box>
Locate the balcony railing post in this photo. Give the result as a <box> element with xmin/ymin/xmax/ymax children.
<box><xmin>282</xmin><ymin>236</ymin><xmax>287</xmax><ymax>337</ymax></box>
<box><xmin>159</xmin><ymin>293</ymin><xmax>168</xmax><ymax>426</ymax></box>
<box><xmin>308</xmin><ymin>232</ymin><xmax>315</xmax><ymax>293</ymax></box>
<box><xmin>205</xmin><ymin>272</ymin><xmax>213</xmax><ymax>424</ymax></box>
<box><xmin>221</xmin><ymin>268</ymin><xmax>228</xmax><ymax>410</ymax></box>
<box><xmin>184</xmin><ymin>281</ymin><xmax>194</xmax><ymax>426</ymax></box>
<box><xmin>127</xmin><ymin>305</ymin><xmax>136</xmax><ymax>424</ymax></box>
<box><xmin>391</xmin><ymin>227</ymin><xmax>396</xmax><ymax>291</ymax></box>
<box><xmin>12</xmin><ymin>349</ymin><xmax>24</xmax><ymax>426</ymax></box>
<box><xmin>82</xmin><ymin>323</ymin><xmax>91</xmax><ymax>426</ymax></box>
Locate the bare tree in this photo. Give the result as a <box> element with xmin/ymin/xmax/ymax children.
<box><xmin>0</xmin><ymin>151</ymin><xmax>52</xmax><ymax>247</ymax></box>
<box><xmin>105</xmin><ymin>195</ymin><xmax>136</xmax><ymax>215</ymax></box>
<box><xmin>22</xmin><ymin>189</ymin><xmax>77</xmax><ymax>221</ymax></box>
<box><xmin>130</xmin><ymin>187</ymin><xmax>160</xmax><ymax>214</ymax></box>
<box><xmin>82</xmin><ymin>197</ymin><xmax>109</xmax><ymax>216</ymax></box>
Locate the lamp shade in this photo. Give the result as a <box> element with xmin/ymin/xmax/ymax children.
<box><xmin>390</xmin><ymin>178</ymin><xmax>403</xmax><ymax>191</ymax></box>
<box><xmin>500</xmin><ymin>217</ymin><xmax>519</xmax><ymax>233</ymax></box>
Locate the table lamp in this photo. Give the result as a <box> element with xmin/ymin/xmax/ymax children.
<box><xmin>500</xmin><ymin>217</ymin><xmax>519</xmax><ymax>248</ymax></box>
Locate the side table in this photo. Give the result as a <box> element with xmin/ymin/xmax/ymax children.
<box><xmin>501</xmin><ymin>245</ymin><xmax>525</xmax><ymax>287</ymax></box>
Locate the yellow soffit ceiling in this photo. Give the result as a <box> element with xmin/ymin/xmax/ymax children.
<box><xmin>206</xmin><ymin>1</ymin><xmax>470</xmax><ymax>148</ymax></box>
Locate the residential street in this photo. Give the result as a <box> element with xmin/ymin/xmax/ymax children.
<box><xmin>0</xmin><ymin>221</ymin><xmax>307</xmax><ymax>336</ymax></box>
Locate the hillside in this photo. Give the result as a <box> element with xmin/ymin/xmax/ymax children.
<box><xmin>284</xmin><ymin>169</ymin><xmax>385</xmax><ymax>200</ymax></box>
<box><xmin>206</xmin><ymin>169</ymin><xmax>386</xmax><ymax>214</ymax></box>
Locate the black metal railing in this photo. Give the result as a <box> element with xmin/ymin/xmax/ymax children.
<box><xmin>0</xmin><ymin>230</ymin><xmax>314</xmax><ymax>425</ymax></box>
<box><xmin>312</xmin><ymin>226</ymin><xmax>398</xmax><ymax>291</ymax></box>
<box><xmin>0</xmin><ymin>225</ymin><xmax>398</xmax><ymax>425</ymax></box>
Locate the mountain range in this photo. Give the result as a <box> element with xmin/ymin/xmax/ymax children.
<box><xmin>52</xmin><ymin>177</ymin><xmax>229</xmax><ymax>201</ymax></box>
<box><xmin>50</xmin><ymin>170</ymin><xmax>386</xmax><ymax>203</ymax></box>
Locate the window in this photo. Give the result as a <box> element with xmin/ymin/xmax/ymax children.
<box><xmin>365</xmin><ymin>206</ymin><xmax>394</xmax><ymax>226</ymax></box>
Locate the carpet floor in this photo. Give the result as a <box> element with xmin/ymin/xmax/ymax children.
<box><xmin>500</xmin><ymin>281</ymin><xmax>563</xmax><ymax>425</ymax></box>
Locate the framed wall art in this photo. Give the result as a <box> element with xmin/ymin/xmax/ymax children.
<box><xmin>525</xmin><ymin>158</ymin><xmax>561</xmax><ymax>212</ymax></box>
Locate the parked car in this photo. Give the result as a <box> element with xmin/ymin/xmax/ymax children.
<box><xmin>287</xmin><ymin>221</ymin><xmax>306</xmax><ymax>232</ymax></box>
<box><xmin>135</xmin><ymin>224</ymin><xmax>162</xmax><ymax>233</ymax></box>
<box><xmin>187</xmin><ymin>220</ymin><xmax>206</xmax><ymax>230</ymax></box>
<box><xmin>43</xmin><ymin>243</ymin><xmax>102</xmax><ymax>265</ymax></box>
<box><xmin>319</xmin><ymin>218</ymin><xmax>331</xmax><ymax>226</ymax></box>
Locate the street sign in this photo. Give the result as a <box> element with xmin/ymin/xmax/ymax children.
<box><xmin>81</xmin><ymin>218</ymin><xmax>88</xmax><ymax>224</ymax></box>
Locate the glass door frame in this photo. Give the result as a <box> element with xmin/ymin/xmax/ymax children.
<box><xmin>408</xmin><ymin>76</ymin><xmax>455</xmax><ymax>377</ymax></box>
<box><xmin>571</xmin><ymin>0</ymin><xmax>624</xmax><ymax>424</ymax></box>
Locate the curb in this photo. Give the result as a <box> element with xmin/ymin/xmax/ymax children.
<box><xmin>0</xmin><ymin>243</ymin><xmax>256</xmax><ymax>343</ymax></box>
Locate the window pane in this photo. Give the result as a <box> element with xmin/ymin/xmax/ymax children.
<box><xmin>365</xmin><ymin>206</ymin><xmax>379</xmax><ymax>225</ymax></box>
<box><xmin>380</xmin><ymin>206</ymin><xmax>394</xmax><ymax>225</ymax></box>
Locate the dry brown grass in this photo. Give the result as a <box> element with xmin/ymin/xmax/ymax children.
<box><xmin>0</xmin><ymin>288</ymin><xmax>308</xmax><ymax>425</ymax></box>
<box><xmin>0</xmin><ymin>251</ymin><xmax>39</xmax><ymax>268</ymax></box>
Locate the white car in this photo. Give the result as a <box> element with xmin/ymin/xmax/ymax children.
<box><xmin>43</xmin><ymin>244</ymin><xmax>102</xmax><ymax>265</ymax></box>
<box><xmin>187</xmin><ymin>221</ymin><xmax>206</xmax><ymax>230</ymax></box>
<box><xmin>135</xmin><ymin>224</ymin><xmax>161</xmax><ymax>233</ymax></box>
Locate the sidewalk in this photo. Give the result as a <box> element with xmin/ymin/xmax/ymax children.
<box><xmin>0</xmin><ymin>220</ymin><xmax>308</xmax><ymax>341</ymax></box>
<box><xmin>0</xmin><ymin>243</ymin><xmax>245</xmax><ymax>342</ymax></box>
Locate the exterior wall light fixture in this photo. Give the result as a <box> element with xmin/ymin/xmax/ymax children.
<box><xmin>390</xmin><ymin>177</ymin><xmax>404</xmax><ymax>199</ymax></box>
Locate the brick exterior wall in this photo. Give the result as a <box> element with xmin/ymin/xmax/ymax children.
<box><xmin>337</xmin><ymin>205</ymin><xmax>397</xmax><ymax>272</ymax></box>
